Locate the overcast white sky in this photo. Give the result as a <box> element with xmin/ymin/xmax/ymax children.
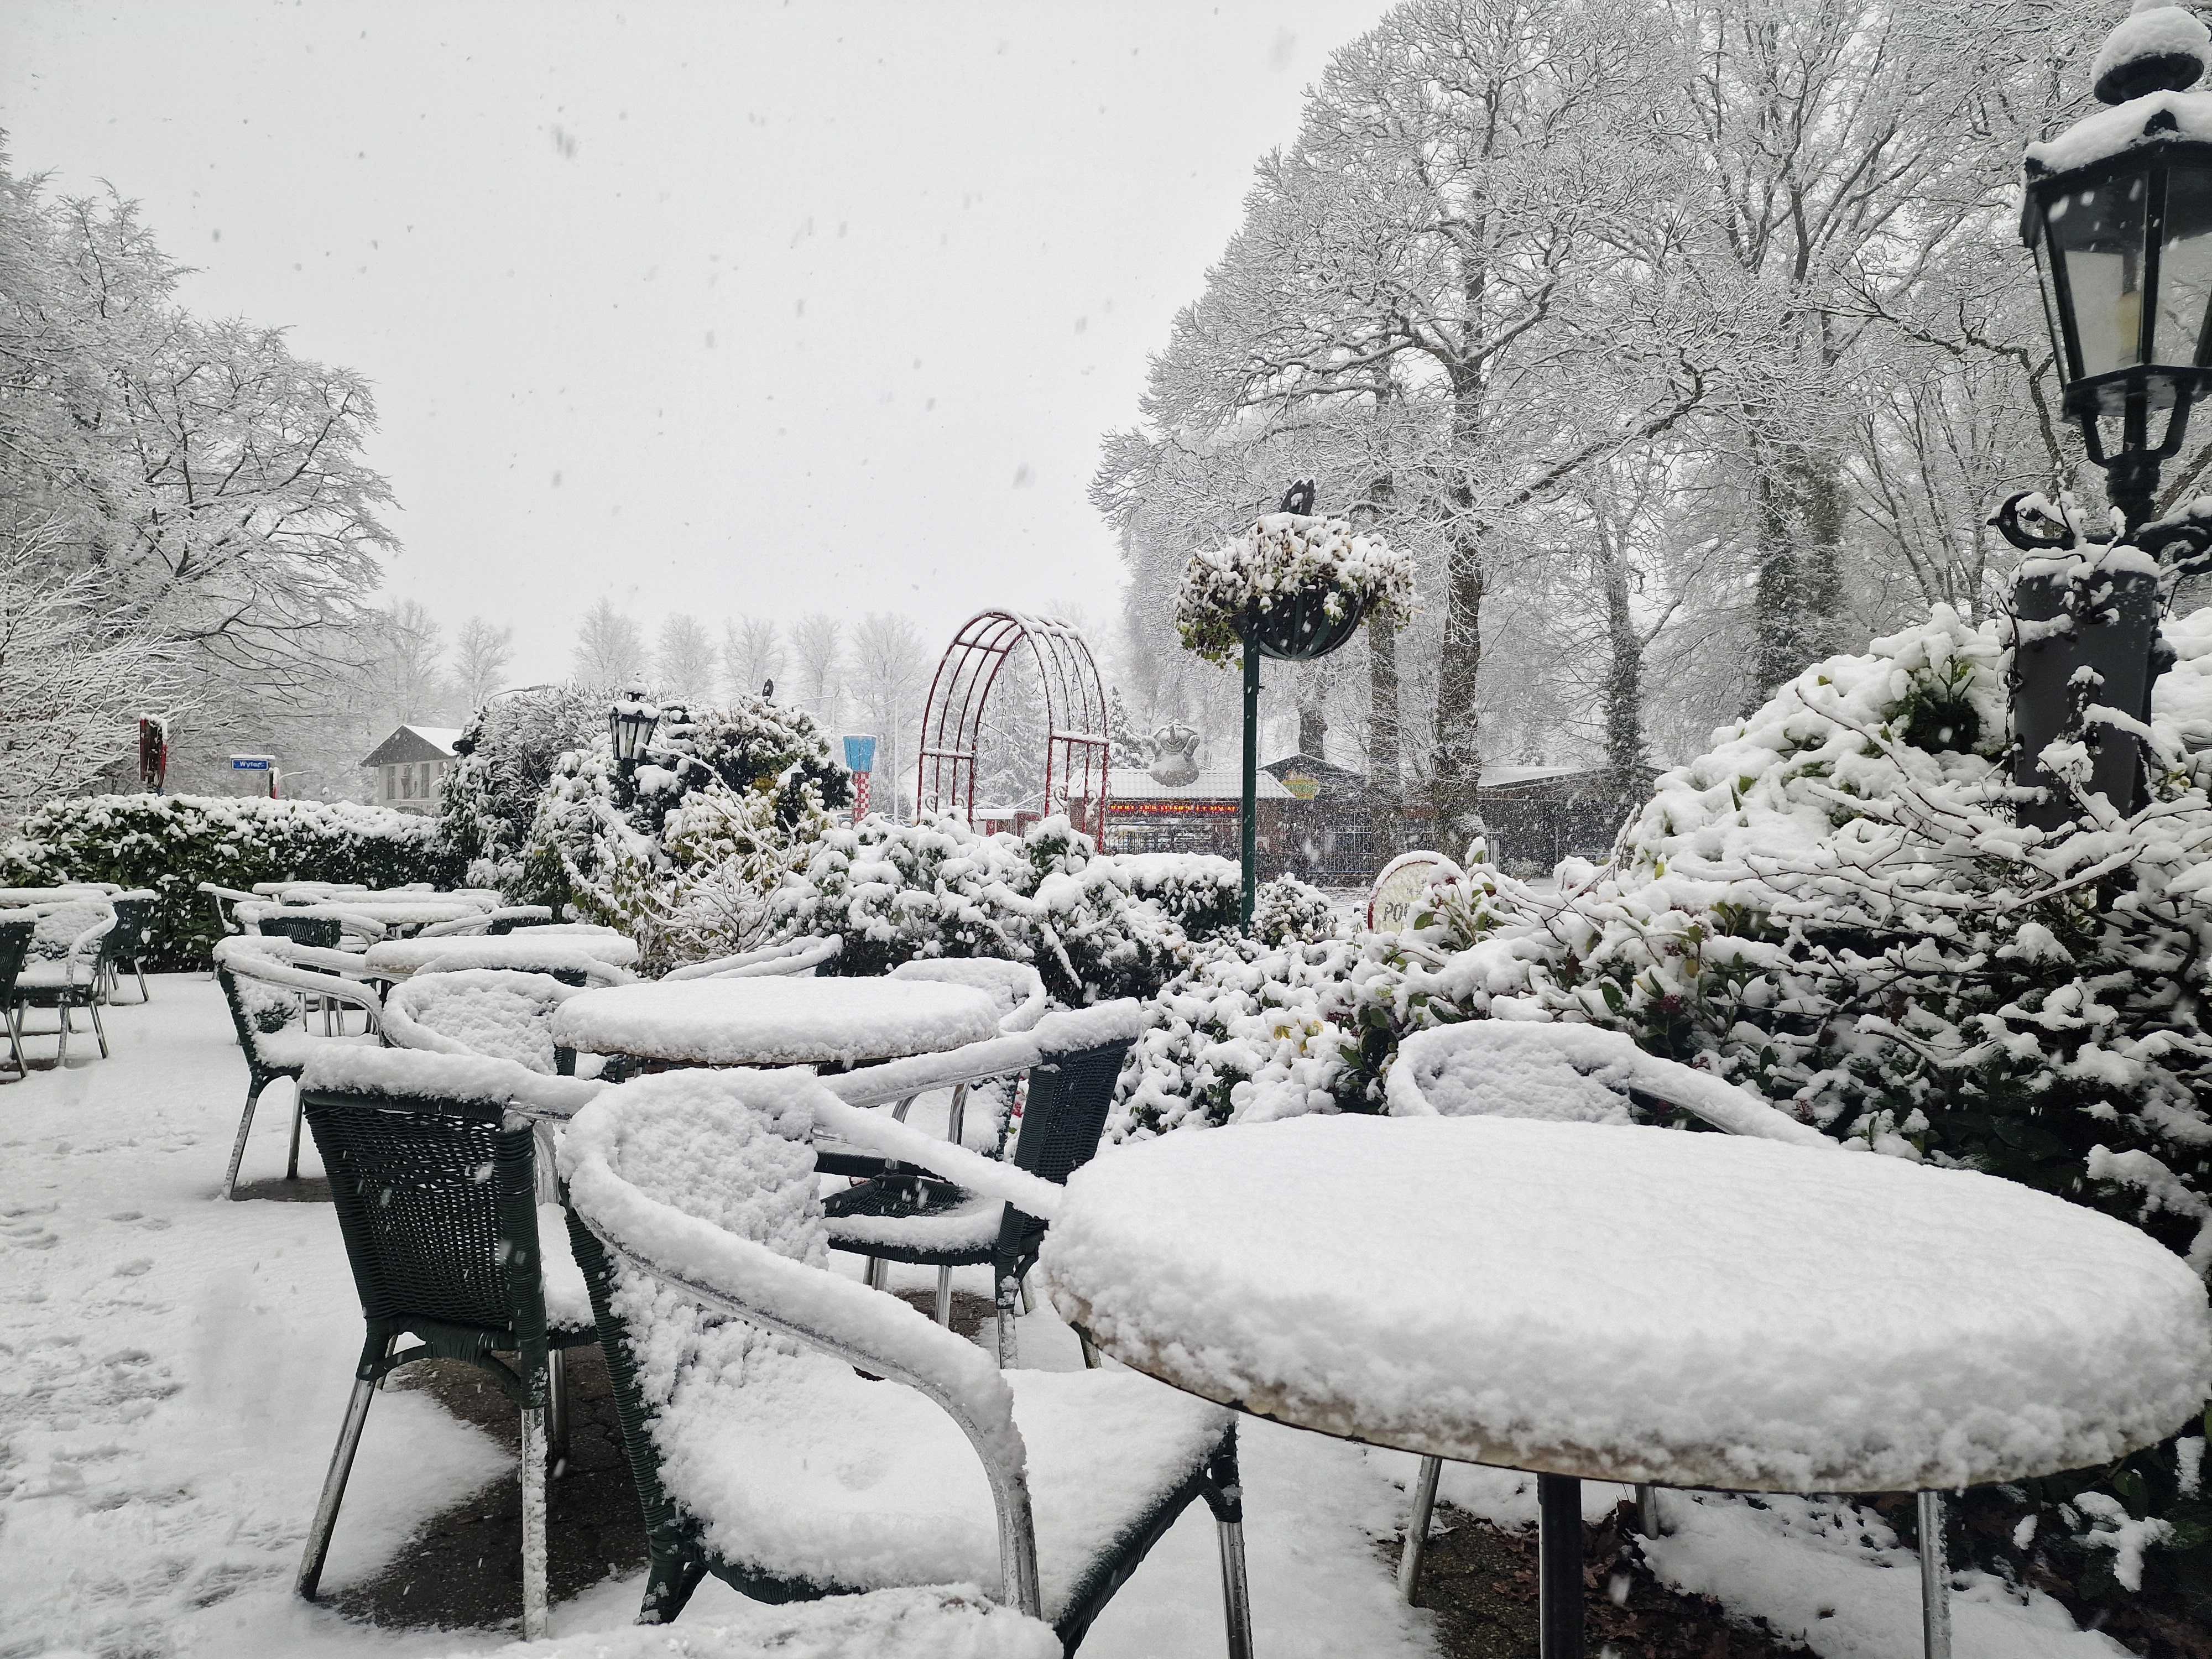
<box><xmin>2</xmin><ymin>0</ymin><xmax>1390</xmax><ymax>686</ymax></box>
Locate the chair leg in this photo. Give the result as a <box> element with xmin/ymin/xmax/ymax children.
<box><xmin>87</xmin><ymin>997</ymin><xmax>109</xmax><ymax>1058</ymax></box>
<box><xmin>297</xmin><ymin>1336</ymin><xmax>394</xmax><ymax>1601</ymax></box>
<box><xmin>286</xmin><ymin>1087</ymin><xmax>306</xmax><ymax>1181</ymax></box>
<box><xmin>1077</xmin><ymin>1329</ymin><xmax>1100</xmax><ymax>1369</ymax></box>
<box><xmin>135</xmin><ymin>964</ymin><xmax>149</xmax><ymax>1002</ymax></box>
<box><xmin>1397</xmin><ymin>1455</ymin><xmax>1443</xmax><ymax>1603</ymax></box>
<box><xmin>933</xmin><ymin>1266</ymin><xmax>953</xmax><ymax>1327</ymax></box>
<box><xmin>1635</xmin><ymin>1483</ymin><xmax>1665</xmax><ymax>1538</ymax></box>
<box><xmin>994</xmin><ymin>1272</ymin><xmax>1020</xmax><ymax>1369</ymax></box>
<box><xmin>1918</xmin><ymin>1490</ymin><xmax>1953</xmax><ymax>1659</ymax></box>
<box><xmin>55</xmin><ymin>1003</ymin><xmax>68</xmax><ymax>1068</ymax></box>
<box><xmin>546</xmin><ymin>1348</ymin><xmax>570</xmax><ymax>1475</ymax></box>
<box><xmin>1537</xmin><ymin>1473</ymin><xmax>1584</xmax><ymax>1659</ymax></box>
<box><xmin>1201</xmin><ymin>1436</ymin><xmax>1254</xmax><ymax>1659</ymax></box>
<box><xmin>520</xmin><ymin>1404</ymin><xmax>551</xmax><ymax>1640</ymax></box>
<box><xmin>1019</xmin><ymin>1272</ymin><xmax>1035</xmax><ymax>1316</ymax></box>
<box><xmin>226</xmin><ymin>1079</ymin><xmax>267</xmax><ymax>1199</ymax></box>
<box><xmin>638</xmin><ymin>1548</ymin><xmax>708</xmax><ymax>1625</ymax></box>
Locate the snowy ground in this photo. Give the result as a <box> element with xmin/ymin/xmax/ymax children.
<box><xmin>0</xmin><ymin>978</ymin><xmax>2135</xmax><ymax>1658</ymax></box>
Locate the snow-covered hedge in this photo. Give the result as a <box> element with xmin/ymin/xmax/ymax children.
<box><xmin>436</xmin><ymin>684</ymin><xmax>602</xmax><ymax>893</ymax></box>
<box><xmin>1175</xmin><ymin>510</ymin><xmax>1414</xmax><ymax>664</ymax></box>
<box><xmin>0</xmin><ymin>794</ymin><xmax>461</xmax><ymax>968</ymax></box>
<box><xmin>772</xmin><ymin>814</ymin><xmax>1239</xmax><ymax>1005</ymax></box>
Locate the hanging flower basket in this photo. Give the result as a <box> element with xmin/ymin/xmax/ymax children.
<box><xmin>1176</xmin><ymin>512</ymin><xmax>1413</xmax><ymax>666</ymax></box>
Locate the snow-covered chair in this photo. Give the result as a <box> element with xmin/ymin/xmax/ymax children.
<box><xmin>486</xmin><ymin>906</ymin><xmax>559</xmax><ymax>933</ymax></box>
<box><xmin>292</xmin><ymin>1045</ymin><xmax>603</xmax><ymax>1641</ymax></box>
<box><xmin>660</xmin><ymin>935</ymin><xmax>842</xmax><ymax>980</ymax></box>
<box><xmin>101</xmin><ymin>889</ymin><xmax>159</xmax><ymax>1003</ymax></box>
<box><xmin>211</xmin><ymin>936</ymin><xmax>384</xmax><ymax>1197</ymax></box>
<box><xmin>820</xmin><ymin>1002</ymin><xmax>1146</xmax><ymax>1351</ymax></box>
<box><xmin>558</xmin><ymin>1066</ymin><xmax>1251</xmax><ymax>1654</ymax></box>
<box><xmin>1382</xmin><ymin>1019</ymin><xmax>1837</xmax><ymax>1607</ymax></box>
<box><xmin>890</xmin><ymin>958</ymin><xmax>1048</xmax><ymax>1034</ymax></box>
<box><xmin>9</xmin><ymin>898</ymin><xmax>118</xmax><ymax>1066</ymax></box>
<box><xmin>0</xmin><ymin>914</ymin><xmax>33</xmax><ymax>1078</ymax></box>
<box><xmin>383</xmin><ymin>967</ymin><xmax>585</xmax><ymax>1077</ymax></box>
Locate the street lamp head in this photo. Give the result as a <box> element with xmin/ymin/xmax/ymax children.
<box><xmin>608</xmin><ymin>683</ymin><xmax>660</xmax><ymax>764</ymax></box>
<box><xmin>2022</xmin><ymin>4</ymin><xmax>2212</xmax><ymax>529</ymax></box>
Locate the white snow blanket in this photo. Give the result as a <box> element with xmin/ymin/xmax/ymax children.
<box><xmin>551</xmin><ymin>977</ymin><xmax>1000</xmax><ymax>1066</ymax></box>
<box><xmin>435</xmin><ymin>1585</ymin><xmax>1060</xmax><ymax>1658</ymax></box>
<box><xmin>1042</xmin><ymin>1114</ymin><xmax>2212</xmax><ymax>1492</ymax></box>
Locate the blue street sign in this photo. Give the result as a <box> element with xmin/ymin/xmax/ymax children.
<box><xmin>843</xmin><ymin>735</ymin><xmax>877</xmax><ymax>774</ymax></box>
<box><xmin>230</xmin><ymin>757</ymin><xmax>272</xmax><ymax>770</ymax></box>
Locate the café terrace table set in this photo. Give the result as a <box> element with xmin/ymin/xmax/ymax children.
<box><xmin>196</xmin><ymin>910</ymin><xmax>2212</xmax><ymax>1659</ymax></box>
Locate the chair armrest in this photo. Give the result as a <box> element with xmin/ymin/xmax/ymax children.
<box><xmin>823</xmin><ymin>1032</ymin><xmax>1041</xmax><ymax>1108</ymax></box>
<box><xmin>663</xmin><ymin>936</ymin><xmax>842</xmax><ymax>980</ymax></box>
<box><xmin>809</xmin><ymin>1091</ymin><xmax>1065</xmax><ymax>1222</ymax></box>
<box><xmin>1027</xmin><ymin>999</ymin><xmax>1149</xmax><ymax>1057</ymax></box>
<box><xmin>213</xmin><ymin>938</ymin><xmax>386</xmax><ymax>1020</ymax></box>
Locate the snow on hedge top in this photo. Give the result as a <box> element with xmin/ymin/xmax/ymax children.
<box><xmin>1387</xmin><ymin>1021</ymin><xmax>1830</xmax><ymax>1146</ymax></box>
<box><xmin>429</xmin><ymin>1585</ymin><xmax>1060</xmax><ymax>1659</ymax></box>
<box><xmin>1042</xmin><ymin>1114</ymin><xmax>2212</xmax><ymax>1491</ymax></box>
<box><xmin>1176</xmin><ymin>512</ymin><xmax>1413</xmax><ymax>663</ymax></box>
<box><xmin>550</xmin><ymin>976</ymin><xmax>1003</xmax><ymax>1066</ymax></box>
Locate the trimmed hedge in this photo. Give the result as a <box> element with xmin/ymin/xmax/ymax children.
<box><xmin>0</xmin><ymin>794</ymin><xmax>464</xmax><ymax>969</ymax></box>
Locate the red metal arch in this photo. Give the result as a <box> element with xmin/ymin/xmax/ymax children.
<box><xmin>916</xmin><ymin>610</ymin><xmax>1111</xmax><ymax>835</ymax></box>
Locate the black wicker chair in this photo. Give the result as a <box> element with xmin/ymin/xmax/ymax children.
<box><xmin>212</xmin><ymin>938</ymin><xmax>383</xmax><ymax>1197</ymax></box>
<box><xmin>819</xmin><ymin>1006</ymin><xmax>1141</xmax><ymax>1364</ymax></box>
<box><xmin>9</xmin><ymin>900</ymin><xmax>118</xmax><ymax>1065</ymax></box>
<box><xmin>560</xmin><ymin>1065</ymin><xmax>1250</xmax><ymax>1655</ymax></box>
<box><xmin>0</xmin><ymin>918</ymin><xmax>33</xmax><ymax>1079</ymax></box>
<box><xmin>101</xmin><ymin>891</ymin><xmax>159</xmax><ymax>1003</ymax></box>
<box><xmin>294</xmin><ymin>1046</ymin><xmax>602</xmax><ymax>1641</ymax></box>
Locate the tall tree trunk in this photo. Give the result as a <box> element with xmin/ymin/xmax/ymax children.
<box><xmin>1798</xmin><ymin>445</ymin><xmax>1846</xmax><ymax>657</ymax></box>
<box><xmin>1750</xmin><ymin>457</ymin><xmax>1805</xmax><ymax>705</ymax></box>
<box><xmin>1297</xmin><ymin>697</ymin><xmax>1328</xmax><ymax>759</ymax></box>
<box><xmin>1598</xmin><ymin>535</ymin><xmax>1645</xmax><ymax>826</ymax></box>
<box><xmin>1430</xmin><ymin>524</ymin><xmax>1485</xmax><ymax>853</ymax></box>
<box><xmin>1750</xmin><ymin>441</ymin><xmax>1846</xmax><ymax>703</ymax></box>
<box><xmin>1366</xmin><ymin>612</ymin><xmax>1401</xmax><ymax>861</ymax></box>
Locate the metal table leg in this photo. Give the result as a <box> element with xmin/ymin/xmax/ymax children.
<box><xmin>1537</xmin><ymin>1472</ymin><xmax>1584</xmax><ymax>1659</ymax></box>
<box><xmin>1918</xmin><ymin>1490</ymin><xmax>1953</xmax><ymax>1659</ymax></box>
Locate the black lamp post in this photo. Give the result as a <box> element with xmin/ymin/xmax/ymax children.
<box><xmin>2000</xmin><ymin>4</ymin><xmax>2212</xmax><ymax>830</ymax></box>
<box><xmin>608</xmin><ymin>685</ymin><xmax>660</xmax><ymax>809</ymax></box>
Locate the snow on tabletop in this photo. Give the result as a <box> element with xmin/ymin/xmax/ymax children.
<box><xmin>365</xmin><ymin>933</ymin><xmax>642</xmax><ymax>975</ymax></box>
<box><xmin>383</xmin><ymin>969</ymin><xmax>580</xmax><ymax>1073</ymax></box>
<box><xmin>300</xmin><ymin>1043</ymin><xmax>603</xmax><ymax>1120</ymax></box>
<box><xmin>1387</xmin><ymin>1020</ymin><xmax>1831</xmax><ymax>1146</ymax></box>
<box><xmin>1041</xmin><ymin>1115</ymin><xmax>2212</xmax><ymax>1493</ymax></box>
<box><xmin>551</xmin><ymin>976</ymin><xmax>1001</xmax><ymax>1065</ymax></box>
<box><xmin>433</xmin><ymin>1585</ymin><xmax>1060</xmax><ymax>1659</ymax></box>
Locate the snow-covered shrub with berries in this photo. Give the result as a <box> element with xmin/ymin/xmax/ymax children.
<box><xmin>518</xmin><ymin>695</ymin><xmax>849</xmax><ymax>971</ymax></box>
<box><xmin>1175</xmin><ymin>511</ymin><xmax>1415</xmax><ymax>664</ymax></box>
<box><xmin>1250</xmin><ymin>874</ymin><xmax>1349</xmax><ymax>945</ymax></box>
<box><xmin>771</xmin><ymin>813</ymin><xmax>1237</xmax><ymax>1005</ymax></box>
<box><xmin>436</xmin><ymin>684</ymin><xmax>602</xmax><ymax>894</ymax></box>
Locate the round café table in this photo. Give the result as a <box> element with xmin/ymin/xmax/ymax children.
<box><xmin>1039</xmin><ymin>1115</ymin><xmax>2212</xmax><ymax>1659</ymax></box>
<box><xmin>364</xmin><ymin>932</ymin><xmax>641</xmax><ymax>984</ymax></box>
<box><xmin>550</xmin><ymin>975</ymin><xmax>1003</xmax><ymax>1070</ymax></box>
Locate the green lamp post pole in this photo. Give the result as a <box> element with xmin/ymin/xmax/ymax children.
<box><xmin>1240</xmin><ymin>615</ymin><xmax>1261</xmax><ymax>928</ymax></box>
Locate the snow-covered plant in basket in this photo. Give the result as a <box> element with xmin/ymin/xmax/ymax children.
<box><xmin>1175</xmin><ymin>500</ymin><xmax>1413</xmax><ymax>665</ymax></box>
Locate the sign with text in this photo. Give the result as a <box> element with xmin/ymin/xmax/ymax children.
<box><xmin>1367</xmin><ymin>851</ymin><xmax>1463</xmax><ymax>934</ymax></box>
<box><xmin>229</xmin><ymin>756</ymin><xmax>273</xmax><ymax>771</ymax></box>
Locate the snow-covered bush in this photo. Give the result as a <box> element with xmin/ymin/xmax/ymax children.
<box><xmin>1250</xmin><ymin>874</ymin><xmax>1349</xmax><ymax>945</ymax></box>
<box><xmin>1175</xmin><ymin>511</ymin><xmax>1415</xmax><ymax>664</ymax></box>
<box><xmin>772</xmin><ymin>813</ymin><xmax>1237</xmax><ymax>1005</ymax></box>
<box><xmin>516</xmin><ymin>695</ymin><xmax>849</xmax><ymax>971</ymax></box>
<box><xmin>0</xmin><ymin>794</ymin><xmax>460</xmax><ymax>967</ymax></box>
<box><xmin>435</xmin><ymin>684</ymin><xmax>601</xmax><ymax>892</ymax></box>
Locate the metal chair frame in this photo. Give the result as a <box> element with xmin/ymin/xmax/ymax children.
<box><xmin>212</xmin><ymin>939</ymin><xmax>384</xmax><ymax>1197</ymax></box>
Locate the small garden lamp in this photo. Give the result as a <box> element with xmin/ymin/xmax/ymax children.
<box><xmin>608</xmin><ymin>684</ymin><xmax>660</xmax><ymax>768</ymax></box>
<box><xmin>2021</xmin><ymin>3</ymin><xmax>2212</xmax><ymax>531</ymax></box>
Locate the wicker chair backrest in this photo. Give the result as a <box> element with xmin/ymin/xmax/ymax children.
<box><xmin>257</xmin><ymin>914</ymin><xmax>344</xmax><ymax>950</ymax></box>
<box><xmin>0</xmin><ymin>919</ymin><xmax>33</xmax><ymax>999</ymax></box>
<box><xmin>992</xmin><ymin>1037</ymin><xmax>1134</xmax><ymax>1260</ymax></box>
<box><xmin>303</xmin><ymin>1089</ymin><xmax>541</xmax><ymax>1333</ymax></box>
<box><xmin>106</xmin><ymin>895</ymin><xmax>158</xmax><ymax>962</ymax></box>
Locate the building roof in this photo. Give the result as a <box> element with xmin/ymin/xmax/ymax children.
<box><xmin>1110</xmin><ymin>768</ymin><xmax>1293</xmax><ymax>803</ymax></box>
<box><xmin>1261</xmin><ymin>752</ymin><xmax>1367</xmax><ymax>786</ymax></box>
<box><xmin>361</xmin><ymin>724</ymin><xmax>464</xmax><ymax>768</ymax></box>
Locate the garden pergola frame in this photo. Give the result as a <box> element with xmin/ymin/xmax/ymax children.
<box><xmin>916</xmin><ymin>610</ymin><xmax>1111</xmax><ymax>833</ymax></box>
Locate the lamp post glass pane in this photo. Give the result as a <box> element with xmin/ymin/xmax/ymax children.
<box><xmin>2159</xmin><ymin>158</ymin><xmax>2212</xmax><ymax>369</ymax></box>
<box><xmin>2031</xmin><ymin>226</ymin><xmax>2069</xmax><ymax>378</ymax></box>
<box><xmin>2047</xmin><ymin>171</ymin><xmax>2150</xmax><ymax>379</ymax></box>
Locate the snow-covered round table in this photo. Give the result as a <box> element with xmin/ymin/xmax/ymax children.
<box><xmin>1041</xmin><ymin>1115</ymin><xmax>2212</xmax><ymax>1658</ymax></box>
<box><xmin>551</xmin><ymin>976</ymin><xmax>1003</xmax><ymax>1069</ymax></box>
<box><xmin>364</xmin><ymin>931</ymin><xmax>641</xmax><ymax>982</ymax></box>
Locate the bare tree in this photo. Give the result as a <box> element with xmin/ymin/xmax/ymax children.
<box><xmin>656</xmin><ymin>614</ymin><xmax>717</xmax><ymax>707</ymax></box>
<box><xmin>723</xmin><ymin>615</ymin><xmax>785</xmax><ymax>703</ymax></box>
<box><xmin>573</xmin><ymin>598</ymin><xmax>648</xmax><ymax>690</ymax></box>
<box><xmin>789</xmin><ymin>612</ymin><xmax>844</xmax><ymax>726</ymax></box>
<box><xmin>451</xmin><ymin>617</ymin><xmax>515</xmax><ymax>714</ymax></box>
<box><xmin>364</xmin><ymin>599</ymin><xmax>449</xmax><ymax>726</ymax></box>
